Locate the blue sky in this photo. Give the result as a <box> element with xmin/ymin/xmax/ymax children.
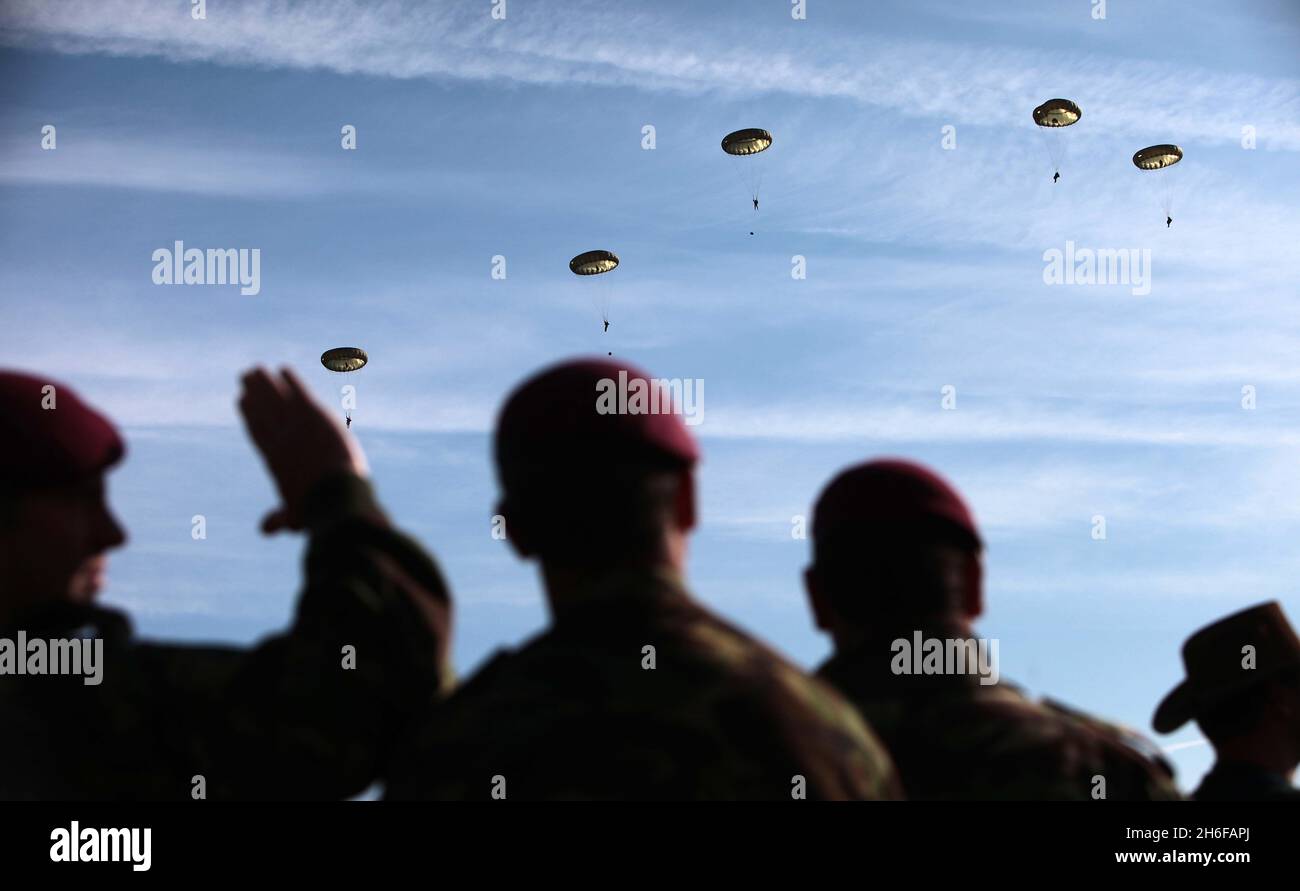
<box><xmin>3</xmin><ymin>0</ymin><xmax>1299</xmax><ymax>792</ymax></box>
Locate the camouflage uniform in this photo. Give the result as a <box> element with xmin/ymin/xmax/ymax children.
<box><xmin>816</xmin><ymin>623</ymin><xmax>1180</xmax><ymax>800</ymax></box>
<box><xmin>0</xmin><ymin>475</ymin><xmax>452</xmax><ymax>800</ymax></box>
<box><xmin>1193</xmin><ymin>761</ymin><xmax>1300</xmax><ymax>801</ymax></box>
<box><xmin>386</xmin><ymin>569</ymin><xmax>900</xmax><ymax>800</ymax></box>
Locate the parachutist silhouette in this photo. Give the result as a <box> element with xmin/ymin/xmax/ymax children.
<box><xmin>1053</xmin><ymin>171</ymin><xmax>1060</xmax><ymax>183</ymax></box>
<box><xmin>1167</xmin><ymin>215</ymin><xmax>1173</xmax><ymax>228</ymax></box>
<box><xmin>603</xmin><ymin>319</ymin><xmax>609</xmax><ymax>333</ymax></box>
<box><xmin>753</xmin><ymin>197</ymin><xmax>759</xmax><ymax>211</ymax></box>
<box><xmin>346</xmin><ymin>414</ymin><xmax>352</xmax><ymax>429</ymax></box>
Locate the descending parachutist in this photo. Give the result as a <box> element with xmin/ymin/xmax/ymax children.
<box><xmin>1053</xmin><ymin>171</ymin><xmax>1060</xmax><ymax>183</ymax></box>
<box><xmin>321</xmin><ymin>348</ymin><xmax>367</xmax><ymax>433</ymax></box>
<box><xmin>1167</xmin><ymin>216</ymin><xmax>1173</xmax><ymax>228</ymax></box>
<box><xmin>603</xmin><ymin>319</ymin><xmax>609</xmax><ymax>333</ymax></box>
<box><xmin>753</xmin><ymin>197</ymin><xmax>759</xmax><ymax>211</ymax></box>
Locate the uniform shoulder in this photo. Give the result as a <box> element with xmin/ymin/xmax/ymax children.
<box><xmin>675</xmin><ymin>608</ymin><xmax>900</xmax><ymax>798</ymax></box>
<box><xmin>1039</xmin><ymin>696</ymin><xmax>1179</xmax><ymax>797</ymax></box>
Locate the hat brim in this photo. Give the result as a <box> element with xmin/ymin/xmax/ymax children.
<box><xmin>1152</xmin><ymin>680</ymin><xmax>1195</xmax><ymax>734</ymax></box>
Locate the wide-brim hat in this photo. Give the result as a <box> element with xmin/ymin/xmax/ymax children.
<box><xmin>1153</xmin><ymin>601</ymin><xmax>1300</xmax><ymax>734</ymax></box>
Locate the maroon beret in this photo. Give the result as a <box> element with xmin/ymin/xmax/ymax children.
<box><xmin>495</xmin><ymin>358</ymin><xmax>699</xmax><ymax>479</ymax></box>
<box><xmin>812</xmin><ymin>458</ymin><xmax>982</xmax><ymax>549</ymax></box>
<box><xmin>0</xmin><ymin>370</ymin><xmax>125</xmax><ymax>488</ymax></box>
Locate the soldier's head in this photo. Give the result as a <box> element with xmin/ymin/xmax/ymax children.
<box><xmin>494</xmin><ymin>358</ymin><xmax>699</xmax><ymax>593</ymax></box>
<box><xmin>804</xmin><ymin>459</ymin><xmax>983</xmax><ymax>650</ymax></box>
<box><xmin>0</xmin><ymin>371</ymin><xmax>127</xmax><ymax>623</ymax></box>
<box><xmin>1154</xmin><ymin>602</ymin><xmax>1300</xmax><ymax>763</ymax></box>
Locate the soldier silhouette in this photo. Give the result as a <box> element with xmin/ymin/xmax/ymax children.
<box><xmin>1153</xmin><ymin>602</ymin><xmax>1300</xmax><ymax>801</ymax></box>
<box><xmin>803</xmin><ymin>459</ymin><xmax>1180</xmax><ymax>800</ymax></box>
<box><xmin>0</xmin><ymin>369</ymin><xmax>451</xmax><ymax>800</ymax></box>
<box><xmin>386</xmin><ymin>358</ymin><xmax>901</xmax><ymax>801</ymax></box>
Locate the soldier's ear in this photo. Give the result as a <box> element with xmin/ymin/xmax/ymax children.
<box><xmin>805</xmin><ymin>565</ymin><xmax>832</xmax><ymax>631</ymax></box>
<box><xmin>961</xmin><ymin>550</ymin><xmax>984</xmax><ymax>619</ymax></box>
<box><xmin>498</xmin><ymin>499</ymin><xmax>534</xmax><ymax>559</ymax></box>
<box><xmin>672</xmin><ymin>469</ymin><xmax>697</xmax><ymax>533</ymax></box>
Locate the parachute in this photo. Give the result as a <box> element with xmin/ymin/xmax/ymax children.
<box><xmin>569</xmin><ymin>250</ymin><xmax>620</xmax><ymax>276</ymax></box>
<box><xmin>1033</xmin><ymin>99</ymin><xmax>1081</xmax><ymax>181</ymax></box>
<box><xmin>320</xmin><ymin>347</ymin><xmax>368</xmax><ymax>372</ymax></box>
<box><xmin>1133</xmin><ymin>145</ymin><xmax>1184</xmax><ymax>222</ymax></box>
<box><xmin>570</xmin><ymin>250</ymin><xmax>619</xmax><ymax>329</ymax></box>
<box><xmin>721</xmin><ymin>128</ymin><xmax>773</xmax><ymax>156</ymax></box>
<box><xmin>1032</xmin><ymin>99</ymin><xmax>1082</xmax><ymax>128</ymax></box>
<box><xmin>1132</xmin><ymin>144</ymin><xmax>1183</xmax><ymax>170</ymax></box>
<box><xmin>721</xmin><ymin>128</ymin><xmax>772</xmax><ymax>220</ymax></box>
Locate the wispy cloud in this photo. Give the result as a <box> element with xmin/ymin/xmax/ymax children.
<box><xmin>0</xmin><ymin>136</ymin><xmax>336</xmax><ymax>197</ymax></box>
<box><xmin>700</xmin><ymin>400</ymin><xmax>1300</xmax><ymax>448</ymax></box>
<box><xmin>3</xmin><ymin>0</ymin><xmax>1297</xmax><ymax>150</ymax></box>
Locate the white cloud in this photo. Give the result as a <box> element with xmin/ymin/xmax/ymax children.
<box><xmin>0</xmin><ymin>136</ymin><xmax>334</xmax><ymax>197</ymax></box>
<box><xmin>698</xmin><ymin>400</ymin><xmax>1300</xmax><ymax>448</ymax></box>
<box><xmin>3</xmin><ymin>0</ymin><xmax>1296</xmax><ymax>150</ymax></box>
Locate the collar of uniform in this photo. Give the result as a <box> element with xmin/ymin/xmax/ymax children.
<box><xmin>552</xmin><ymin>564</ymin><xmax>690</xmax><ymax>624</ymax></box>
<box><xmin>1197</xmin><ymin>760</ymin><xmax>1297</xmax><ymax>797</ymax></box>
<box><xmin>0</xmin><ymin>600</ymin><xmax>133</xmax><ymax>642</ymax></box>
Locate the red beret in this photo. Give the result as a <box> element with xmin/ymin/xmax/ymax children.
<box><xmin>812</xmin><ymin>458</ymin><xmax>981</xmax><ymax>549</ymax></box>
<box><xmin>495</xmin><ymin>358</ymin><xmax>699</xmax><ymax>478</ymax></box>
<box><xmin>0</xmin><ymin>370</ymin><xmax>125</xmax><ymax>488</ymax></box>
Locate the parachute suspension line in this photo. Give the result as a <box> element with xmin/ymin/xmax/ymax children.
<box><xmin>1039</xmin><ymin>127</ymin><xmax>1066</xmax><ymax>176</ymax></box>
<box><xmin>727</xmin><ymin>154</ymin><xmax>762</xmax><ymax>208</ymax></box>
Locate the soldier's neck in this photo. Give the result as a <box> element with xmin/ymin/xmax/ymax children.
<box><xmin>540</xmin><ymin>534</ymin><xmax>687</xmax><ymax>620</ymax></box>
<box><xmin>1213</xmin><ymin>734</ymin><xmax>1299</xmax><ymax>781</ymax></box>
<box><xmin>834</xmin><ymin>613</ymin><xmax>976</xmax><ymax>654</ymax></box>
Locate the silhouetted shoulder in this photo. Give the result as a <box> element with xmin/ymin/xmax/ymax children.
<box><xmin>1002</xmin><ymin>693</ymin><xmax>1180</xmax><ymax>800</ymax></box>
<box><xmin>387</xmin><ymin>577</ymin><xmax>899</xmax><ymax>800</ymax></box>
<box><xmin>670</xmin><ymin>607</ymin><xmax>901</xmax><ymax>800</ymax></box>
<box><xmin>819</xmin><ymin>651</ymin><xmax>1177</xmax><ymax>800</ymax></box>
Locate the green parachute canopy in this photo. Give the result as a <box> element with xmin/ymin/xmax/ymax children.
<box><xmin>1133</xmin><ymin>144</ymin><xmax>1183</xmax><ymax>170</ymax></box>
<box><xmin>1033</xmin><ymin>99</ymin><xmax>1081</xmax><ymax>128</ymax></box>
<box><xmin>569</xmin><ymin>250</ymin><xmax>620</xmax><ymax>276</ymax></box>
<box><xmin>320</xmin><ymin>347</ymin><xmax>368</xmax><ymax>372</ymax></box>
<box><xmin>721</xmin><ymin>128</ymin><xmax>773</xmax><ymax>156</ymax></box>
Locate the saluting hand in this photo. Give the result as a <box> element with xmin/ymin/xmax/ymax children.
<box><xmin>238</xmin><ymin>366</ymin><xmax>369</xmax><ymax>534</ymax></box>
